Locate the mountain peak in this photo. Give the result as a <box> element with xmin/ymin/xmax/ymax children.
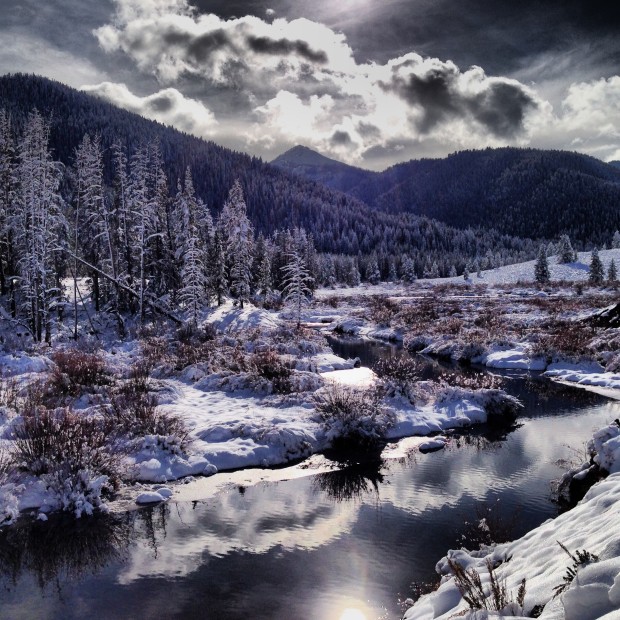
<box><xmin>271</xmin><ymin>144</ymin><xmax>344</xmax><ymax>167</ymax></box>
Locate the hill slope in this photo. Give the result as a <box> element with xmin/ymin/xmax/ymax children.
<box><xmin>272</xmin><ymin>145</ymin><xmax>620</xmax><ymax>247</ymax></box>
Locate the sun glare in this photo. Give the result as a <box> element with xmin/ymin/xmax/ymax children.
<box><xmin>339</xmin><ymin>608</ymin><xmax>368</xmax><ymax>620</ymax></box>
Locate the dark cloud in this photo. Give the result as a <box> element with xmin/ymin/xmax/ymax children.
<box><xmin>330</xmin><ymin>130</ymin><xmax>352</xmax><ymax>145</ymax></box>
<box><xmin>469</xmin><ymin>82</ymin><xmax>536</xmax><ymax>138</ymax></box>
<box><xmin>147</xmin><ymin>94</ymin><xmax>174</xmax><ymax>112</ymax></box>
<box><xmin>187</xmin><ymin>30</ymin><xmax>234</xmax><ymax>62</ymax></box>
<box><xmin>356</xmin><ymin>121</ymin><xmax>381</xmax><ymax>139</ymax></box>
<box><xmin>246</xmin><ymin>35</ymin><xmax>327</xmax><ymax>63</ymax></box>
<box><xmin>383</xmin><ymin>66</ymin><xmax>537</xmax><ymax>137</ymax></box>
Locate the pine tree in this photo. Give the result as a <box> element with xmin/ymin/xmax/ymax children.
<box><xmin>208</xmin><ymin>229</ymin><xmax>227</xmax><ymax>306</ymax></box>
<box><xmin>449</xmin><ymin>265</ymin><xmax>457</xmax><ymax>277</ymax></box>
<box><xmin>557</xmin><ymin>235</ymin><xmax>576</xmax><ymax>264</ymax></box>
<box><xmin>15</xmin><ymin>111</ymin><xmax>65</xmax><ymax>342</ymax></box>
<box><xmin>401</xmin><ymin>256</ymin><xmax>417</xmax><ymax>283</ymax></box>
<box><xmin>0</xmin><ymin>109</ymin><xmax>17</xmax><ymax>311</ymax></box>
<box><xmin>463</xmin><ymin>265</ymin><xmax>470</xmax><ymax>281</ymax></box>
<box><xmin>589</xmin><ymin>248</ymin><xmax>604</xmax><ymax>285</ymax></box>
<box><xmin>612</xmin><ymin>231</ymin><xmax>620</xmax><ymax>249</ymax></box>
<box><xmin>388</xmin><ymin>260</ymin><xmax>397</xmax><ymax>282</ymax></box>
<box><xmin>608</xmin><ymin>258</ymin><xmax>617</xmax><ymax>283</ymax></box>
<box><xmin>220</xmin><ymin>180</ymin><xmax>254</xmax><ymax>309</ymax></box>
<box><xmin>366</xmin><ymin>256</ymin><xmax>380</xmax><ymax>284</ymax></box>
<box><xmin>534</xmin><ymin>244</ymin><xmax>550</xmax><ymax>284</ymax></box>
<box><xmin>281</xmin><ymin>246</ymin><xmax>312</xmax><ymax>329</ymax></box>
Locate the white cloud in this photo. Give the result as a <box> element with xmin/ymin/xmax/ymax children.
<box><xmin>80</xmin><ymin>82</ymin><xmax>218</xmax><ymax>137</ymax></box>
<box><xmin>90</xmin><ymin>0</ymin><xmax>620</xmax><ymax>168</ymax></box>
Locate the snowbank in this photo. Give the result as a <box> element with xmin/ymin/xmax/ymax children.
<box><xmin>546</xmin><ymin>362</ymin><xmax>620</xmax><ymax>391</ymax></box>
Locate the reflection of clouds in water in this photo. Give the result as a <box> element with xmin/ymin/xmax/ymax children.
<box><xmin>117</xmin><ymin>479</ymin><xmax>357</xmax><ymax>584</ymax></box>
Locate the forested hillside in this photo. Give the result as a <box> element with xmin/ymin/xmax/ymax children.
<box><xmin>273</xmin><ymin>145</ymin><xmax>620</xmax><ymax>247</ymax></box>
<box><xmin>0</xmin><ymin>74</ymin><xmax>540</xmax><ymax>280</ymax></box>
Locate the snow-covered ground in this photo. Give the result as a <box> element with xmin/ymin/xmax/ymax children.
<box><xmin>0</xmin><ymin>298</ymin><xmax>522</xmax><ymax>524</ymax></box>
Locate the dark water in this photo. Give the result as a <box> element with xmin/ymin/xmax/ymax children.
<box><xmin>1</xmin><ymin>341</ymin><xmax>618</xmax><ymax>620</ymax></box>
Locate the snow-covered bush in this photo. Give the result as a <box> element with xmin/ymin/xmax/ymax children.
<box><xmin>12</xmin><ymin>408</ymin><xmax>120</xmax><ymax>481</ymax></box>
<box><xmin>374</xmin><ymin>355</ymin><xmax>421</xmax><ymax>403</ymax></box>
<box><xmin>314</xmin><ymin>383</ymin><xmax>395</xmax><ymax>451</ymax></box>
<box><xmin>110</xmin><ymin>378</ymin><xmax>188</xmax><ymax>448</ymax></box>
<box><xmin>10</xmin><ymin>407</ymin><xmax>121</xmax><ymax>517</ymax></box>
<box><xmin>49</xmin><ymin>349</ymin><xmax>110</xmax><ymax>396</ymax></box>
<box><xmin>249</xmin><ymin>350</ymin><xmax>292</xmax><ymax>394</ymax></box>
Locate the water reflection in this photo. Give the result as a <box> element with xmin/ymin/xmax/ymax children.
<box><xmin>314</xmin><ymin>461</ymin><xmax>385</xmax><ymax>502</ymax></box>
<box><xmin>0</xmin><ymin>513</ymin><xmax>132</xmax><ymax>590</ymax></box>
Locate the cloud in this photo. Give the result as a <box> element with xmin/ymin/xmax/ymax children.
<box><xmin>381</xmin><ymin>55</ymin><xmax>539</xmax><ymax>138</ymax></box>
<box><xmin>80</xmin><ymin>82</ymin><xmax>218</xmax><ymax>137</ymax></box>
<box><xmin>90</xmin><ymin>0</ymin><xmax>619</xmax><ymax>169</ymax></box>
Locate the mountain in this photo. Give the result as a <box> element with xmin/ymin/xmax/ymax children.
<box><xmin>610</xmin><ymin>161</ymin><xmax>620</xmax><ymax>170</ymax></box>
<box><xmin>0</xmin><ymin>73</ymin><xmax>538</xmax><ymax>276</ymax></box>
<box><xmin>274</xmin><ymin>145</ymin><xmax>620</xmax><ymax>247</ymax></box>
<box><xmin>271</xmin><ymin>145</ymin><xmax>374</xmax><ymax>193</ymax></box>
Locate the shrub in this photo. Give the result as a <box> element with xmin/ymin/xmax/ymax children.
<box><xmin>448</xmin><ymin>557</ymin><xmax>526</xmax><ymax>613</ymax></box>
<box><xmin>49</xmin><ymin>349</ymin><xmax>110</xmax><ymax>396</ymax></box>
<box><xmin>12</xmin><ymin>408</ymin><xmax>120</xmax><ymax>482</ymax></box>
<box><xmin>373</xmin><ymin>355</ymin><xmax>422</xmax><ymax>402</ymax></box>
<box><xmin>368</xmin><ymin>295</ymin><xmax>399</xmax><ymax>327</ymax></box>
<box><xmin>314</xmin><ymin>383</ymin><xmax>394</xmax><ymax>451</ymax></box>
<box><xmin>173</xmin><ymin>340</ymin><xmax>214</xmax><ymax>371</ymax></box>
<box><xmin>553</xmin><ymin>542</ymin><xmax>599</xmax><ymax>597</ymax></box>
<box><xmin>109</xmin><ymin>366</ymin><xmax>189</xmax><ymax>447</ymax></box>
<box><xmin>0</xmin><ymin>376</ymin><xmax>19</xmax><ymax>411</ymax></box>
<box><xmin>249</xmin><ymin>350</ymin><xmax>292</xmax><ymax>394</ymax></box>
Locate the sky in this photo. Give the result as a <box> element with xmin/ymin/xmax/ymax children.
<box><xmin>1</xmin><ymin>0</ymin><xmax>619</xmax><ymax>170</ymax></box>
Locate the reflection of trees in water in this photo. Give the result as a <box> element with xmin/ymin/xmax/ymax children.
<box><xmin>0</xmin><ymin>504</ymin><xmax>171</xmax><ymax>590</ymax></box>
<box><xmin>447</xmin><ymin>422</ymin><xmax>521</xmax><ymax>452</ymax></box>
<box><xmin>0</xmin><ymin>513</ymin><xmax>133</xmax><ymax>589</ymax></box>
<box><xmin>313</xmin><ymin>461</ymin><xmax>385</xmax><ymax>502</ymax></box>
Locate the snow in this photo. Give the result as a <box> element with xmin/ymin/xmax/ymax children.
<box><xmin>425</xmin><ymin>248</ymin><xmax>620</xmax><ymax>286</ymax></box>
<box><xmin>546</xmin><ymin>362</ymin><xmax>620</xmax><ymax>391</ymax></box>
<box><xmin>135</xmin><ymin>491</ymin><xmax>168</xmax><ymax>504</ymax></box>
<box><xmin>482</xmin><ymin>345</ymin><xmax>547</xmax><ymax>371</ymax></box>
<box><xmin>321</xmin><ymin>367</ymin><xmax>376</xmax><ymax>387</ymax></box>
<box><xmin>204</xmin><ymin>299</ymin><xmax>280</xmax><ymax>332</ymax></box>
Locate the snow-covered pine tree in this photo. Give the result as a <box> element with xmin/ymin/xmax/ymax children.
<box><xmin>534</xmin><ymin>244</ymin><xmax>550</xmax><ymax>284</ymax></box>
<box><xmin>401</xmin><ymin>256</ymin><xmax>417</xmax><ymax>283</ymax></box>
<box><xmin>612</xmin><ymin>231</ymin><xmax>620</xmax><ymax>249</ymax></box>
<box><xmin>321</xmin><ymin>255</ymin><xmax>337</xmax><ymax>288</ymax></box>
<box><xmin>449</xmin><ymin>265</ymin><xmax>457</xmax><ymax>277</ymax></box>
<box><xmin>608</xmin><ymin>258</ymin><xmax>617</xmax><ymax>283</ymax></box>
<box><xmin>128</xmin><ymin>144</ymin><xmax>159</xmax><ymax>323</ymax></box>
<box><xmin>15</xmin><ymin>111</ymin><xmax>65</xmax><ymax>342</ymax></box>
<box><xmin>366</xmin><ymin>256</ymin><xmax>380</xmax><ymax>284</ymax></box>
<box><xmin>73</xmin><ymin>134</ymin><xmax>112</xmax><ymax>316</ymax></box>
<box><xmin>111</xmin><ymin>141</ymin><xmax>133</xmax><ymax>310</ymax></box>
<box><xmin>388</xmin><ymin>260</ymin><xmax>397</xmax><ymax>282</ymax></box>
<box><xmin>175</xmin><ymin>169</ymin><xmax>208</xmax><ymax>324</ymax></box>
<box><xmin>463</xmin><ymin>264</ymin><xmax>470</xmax><ymax>281</ymax></box>
<box><xmin>557</xmin><ymin>235</ymin><xmax>576</xmax><ymax>264</ymax></box>
<box><xmin>219</xmin><ymin>180</ymin><xmax>254</xmax><ymax>309</ymax></box>
<box><xmin>208</xmin><ymin>229</ymin><xmax>227</xmax><ymax>306</ymax></box>
<box><xmin>346</xmin><ymin>257</ymin><xmax>361</xmax><ymax>286</ymax></box>
<box><xmin>281</xmin><ymin>245</ymin><xmax>313</xmax><ymax>329</ymax></box>
<box><xmin>0</xmin><ymin>109</ymin><xmax>17</xmax><ymax>309</ymax></box>
<box><xmin>589</xmin><ymin>248</ymin><xmax>604</xmax><ymax>285</ymax></box>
